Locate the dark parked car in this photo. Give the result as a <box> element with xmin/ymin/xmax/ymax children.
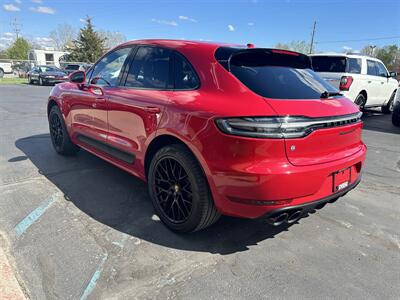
<box><xmin>27</xmin><ymin>66</ymin><xmax>69</xmax><ymax>85</ymax></box>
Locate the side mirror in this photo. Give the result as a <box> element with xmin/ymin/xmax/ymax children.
<box><xmin>389</xmin><ymin>71</ymin><xmax>397</xmax><ymax>78</ymax></box>
<box><xmin>69</xmin><ymin>70</ymin><xmax>86</xmax><ymax>84</ymax></box>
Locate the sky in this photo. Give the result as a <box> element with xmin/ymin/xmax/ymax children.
<box><xmin>0</xmin><ymin>0</ymin><xmax>399</xmax><ymax>52</ymax></box>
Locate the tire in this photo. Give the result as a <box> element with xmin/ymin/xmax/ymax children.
<box><xmin>48</xmin><ymin>105</ymin><xmax>79</xmax><ymax>155</ymax></box>
<box><xmin>354</xmin><ymin>93</ymin><xmax>366</xmax><ymax>110</ymax></box>
<box><xmin>28</xmin><ymin>76</ymin><xmax>33</xmax><ymax>84</ymax></box>
<box><xmin>39</xmin><ymin>77</ymin><xmax>44</xmax><ymax>86</ymax></box>
<box><xmin>382</xmin><ymin>91</ymin><xmax>395</xmax><ymax>114</ymax></box>
<box><xmin>0</xmin><ymin>68</ymin><xmax>4</xmax><ymax>78</ymax></box>
<box><xmin>392</xmin><ymin>112</ymin><xmax>400</xmax><ymax>127</ymax></box>
<box><xmin>148</xmin><ymin>144</ymin><xmax>220</xmax><ymax>233</ymax></box>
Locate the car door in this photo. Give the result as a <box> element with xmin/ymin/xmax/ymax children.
<box><xmin>106</xmin><ymin>46</ymin><xmax>173</xmax><ymax>173</ymax></box>
<box><xmin>375</xmin><ymin>61</ymin><xmax>392</xmax><ymax>103</ymax></box>
<box><xmin>366</xmin><ymin>59</ymin><xmax>381</xmax><ymax>105</ymax></box>
<box><xmin>64</xmin><ymin>47</ymin><xmax>132</xmax><ymax>144</ymax></box>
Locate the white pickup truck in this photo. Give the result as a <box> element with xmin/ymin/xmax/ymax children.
<box><xmin>0</xmin><ymin>61</ymin><xmax>13</xmax><ymax>78</ymax></box>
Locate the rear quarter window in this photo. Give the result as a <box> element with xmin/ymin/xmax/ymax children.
<box><xmin>346</xmin><ymin>58</ymin><xmax>361</xmax><ymax>74</ymax></box>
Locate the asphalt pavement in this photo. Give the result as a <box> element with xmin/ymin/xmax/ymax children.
<box><xmin>0</xmin><ymin>84</ymin><xmax>399</xmax><ymax>299</ymax></box>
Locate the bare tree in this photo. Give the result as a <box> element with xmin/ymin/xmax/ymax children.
<box><xmin>99</xmin><ymin>30</ymin><xmax>127</xmax><ymax>49</ymax></box>
<box><xmin>49</xmin><ymin>24</ymin><xmax>76</xmax><ymax>50</ymax></box>
<box><xmin>275</xmin><ymin>40</ymin><xmax>309</xmax><ymax>54</ymax></box>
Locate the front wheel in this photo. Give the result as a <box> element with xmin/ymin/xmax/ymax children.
<box><xmin>382</xmin><ymin>91</ymin><xmax>395</xmax><ymax>114</ymax></box>
<box><xmin>49</xmin><ymin>105</ymin><xmax>79</xmax><ymax>155</ymax></box>
<box><xmin>148</xmin><ymin>144</ymin><xmax>220</xmax><ymax>233</ymax></box>
<box><xmin>39</xmin><ymin>77</ymin><xmax>45</xmax><ymax>86</ymax></box>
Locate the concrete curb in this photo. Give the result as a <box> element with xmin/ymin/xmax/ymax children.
<box><xmin>0</xmin><ymin>235</ymin><xmax>28</xmax><ymax>300</ymax></box>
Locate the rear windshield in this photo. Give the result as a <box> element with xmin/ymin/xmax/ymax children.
<box><xmin>311</xmin><ymin>56</ymin><xmax>346</xmax><ymax>72</ymax></box>
<box><xmin>216</xmin><ymin>48</ymin><xmax>338</xmax><ymax>99</ymax></box>
<box><xmin>66</xmin><ymin>65</ymin><xmax>80</xmax><ymax>70</ymax></box>
<box><xmin>311</xmin><ymin>56</ymin><xmax>362</xmax><ymax>74</ymax></box>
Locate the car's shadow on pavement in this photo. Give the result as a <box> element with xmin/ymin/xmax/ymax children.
<box><xmin>361</xmin><ymin>109</ymin><xmax>400</xmax><ymax>134</ymax></box>
<box><xmin>15</xmin><ymin>134</ymin><xmax>294</xmax><ymax>255</ymax></box>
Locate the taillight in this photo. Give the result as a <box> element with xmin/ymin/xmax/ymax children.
<box><xmin>339</xmin><ymin>76</ymin><xmax>353</xmax><ymax>91</ymax></box>
<box><xmin>215</xmin><ymin>113</ymin><xmax>362</xmax><ymax>139</ymax></box>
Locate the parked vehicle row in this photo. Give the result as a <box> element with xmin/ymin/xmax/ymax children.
<box><xmin>47</xmin><ymin>40</ymin><xmax>367</xmax><ymax>233</ymax></box>
<box><xmin>310</xmin><ymin>53</ymin><xmax>398</xmax><ymax>113</ymax></box>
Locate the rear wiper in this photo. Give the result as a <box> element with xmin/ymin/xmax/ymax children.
<box><xmin>320</xmin><ymin>91</ymin><xmax>342</xmax><ymax>98</ymax></box>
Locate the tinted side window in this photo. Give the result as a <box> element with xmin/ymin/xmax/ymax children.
<box><xmin>125</xmin><ymin>46</ymin><xmax>171</xmax><ymax>89</ymax></box>
<box><xmin>346</xmin><ymin>58</ymin><xmax>361</xmax><ymax>74</ymax></box>
<box><xmin>367</xmin><ymin>60</ymin><xmax>378</xmax><ymax>76</ymax></box>
<box><xmin>173</xmin><ymin>52</ymin><xmax>199</xmax><ymax>89</ymax></box>
<box><xmin>376</xmin><ymin>62</ymin><xmax>388</xmax><ymax>77</ymax></box>
<box><xmin>90</xmin><ymin>47</ymin><xmax>131</xmax><ymax>86</ymax></box>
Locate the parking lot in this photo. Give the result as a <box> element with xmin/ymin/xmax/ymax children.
<box><xmin>0</xmin><ymin>84</ymin><xmax>399</xmax><ymax>299</ymax></box>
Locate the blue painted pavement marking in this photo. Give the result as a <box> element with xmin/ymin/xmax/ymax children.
<box><xmin>14</xmin><ymin>193</ymin><xmax>59</xmax><ymax>236</ymax></box>
<box><xmin>80</xmin><ymin>253</ymin><xmax>108</xmax><ymax>300</ymax></box>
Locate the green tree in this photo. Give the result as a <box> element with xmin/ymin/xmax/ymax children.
<box><xmin>361</xmin><ymin>44</ymin><xmax>400</xmax><ymax>70</ymax></box>
<box><xmin>67</xmin><ymin>17</ymin><xmax>105</xmax><ymax>63</ymax></box>
<box><xmin>375</xmin><ymin>45</ymin><xmax>400</xmax><ymax>70</ymax></box>
<box><xmin>6</xmin><ymin>37</ymin><xmax>31</xmax><ymax>60</ymax></box>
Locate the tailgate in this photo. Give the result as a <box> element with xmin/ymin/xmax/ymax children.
<box><xmin>316</xmin><ymin>72</ymin><xmax>342</xmax><ymax>90</ymax></box>
<box><xmin>266</xmin><ymin>97</ymin><xmax>363</xmax><ymax>166</ymax></box>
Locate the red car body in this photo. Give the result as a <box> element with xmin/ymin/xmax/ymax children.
<box><xmin>48</xmin><ymin>40</ymin><xmax>366</xmax><ymax>228</ymax></box>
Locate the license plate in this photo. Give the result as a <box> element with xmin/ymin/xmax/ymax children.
<box><xmin>333</xmin><ymin>167</ymin><xmax>352</xmax><ymax>192</ymax></box>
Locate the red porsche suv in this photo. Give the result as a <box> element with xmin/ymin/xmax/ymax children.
<box><xmin>47</xmin><ymin>40</ymin><xmax>366</xmax><ymax>232</ymax></box>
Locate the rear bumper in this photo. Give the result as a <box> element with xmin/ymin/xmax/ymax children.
<box><xmin>262</xmin><ymin>174</ymin><xmax>361</xmax><ymax>224</ymax></box>
<box><xmin>207</xmin><ymin>143</ymin><xmax>367</xmax><ymax>219</ymax></box>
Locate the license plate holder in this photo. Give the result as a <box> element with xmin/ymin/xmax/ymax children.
<box><xmin>332</xmin><ymin>167</ymin><xmax>352</xmax><ymax>192</ymax></box>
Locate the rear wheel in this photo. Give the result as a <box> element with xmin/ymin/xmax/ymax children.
<box><xmin>0</xmin><ymin>68</ymin><xmax>4</xmax><ymax>78</ymax></box>
<box><xmin>49</xmin><ymin>105</ymin><xmax>79</xmax><ymax>155</ymax></box>
<box><xmin>354</xmin><ymin>93</ymin><xmax>366</xmax><ymax>110</ymax></box>
<box><xmin>148</xmin><ymin>144</ymin><xmax>220</xmax><ymax>233</ymax></box>
<box><xmin>28</xmin><ymin>76</ymin><xmax>33</xmax><ymax>84</ymax></box>
<box><xmin>382</xmin><ymin>91</ymin><xmax>395</xmax><ymax>114</ymax></box>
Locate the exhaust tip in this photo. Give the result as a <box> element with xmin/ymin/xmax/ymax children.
<box><xmin>287</xmin><ymin>210</ymin><xmax>302</xmax><ymax>224</ymax></box>
<box><xmin>267</xmin><ymin>213</ymin><xmax>289</xmax><ymax>226</ymax></box>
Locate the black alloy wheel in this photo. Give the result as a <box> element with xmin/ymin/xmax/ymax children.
<box><xmin>148</xmin><ymin>144</ymin><xmax>220</xmax><ymax>233</ymax></box>
<box><xmin>154</xmin><ymin>157</ymin><xmax>193</xmax><ymax>223</ymax></box>
<box><xmin>50</xmin><ymin>113</ymin><xmax>64</xmax><ymax>148</ymax></box>
<box><xmin>48</xmin><ymin>105</ymin><xmax>79</xmax><ymax>155</ymax></box>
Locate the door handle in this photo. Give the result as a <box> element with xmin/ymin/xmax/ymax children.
<box><xmin>368</xmin><ymin>81</ymin><xmax>371</xmax><ymax>83</ymax></box>
<box><xmin>142</xmin><ymin>106</ymin><xmax>161</xmax><ymax>113</ymax></box>
<box><xmin>95</xmin><ymin>97</ymin><xmax>106</xmax><ymax>103</ymax></box>
<box><xmin>381</xmin><ymin>82</ymin><xmax>385</xmax><ymax>84</ymax></box>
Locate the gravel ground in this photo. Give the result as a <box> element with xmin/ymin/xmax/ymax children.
<box><xmin>0</xmin><ymin>84</ymin><xmax>399</xmax><ymax>300</ymax></box>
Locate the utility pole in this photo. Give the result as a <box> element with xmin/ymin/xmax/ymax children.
<box><xmin>309</xmin><ymin>21</ymin><xmax>316</xmax><ymax>54</ymax></box>
<box><xmin>369</xmin><ymin>45</ymin><xmax>376</xmax><ymax>56</ymax></box>
<box><xmin>10</xmin><ymin>18</ymin><xmax>22</xmax><ymax>39</ymax></box>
